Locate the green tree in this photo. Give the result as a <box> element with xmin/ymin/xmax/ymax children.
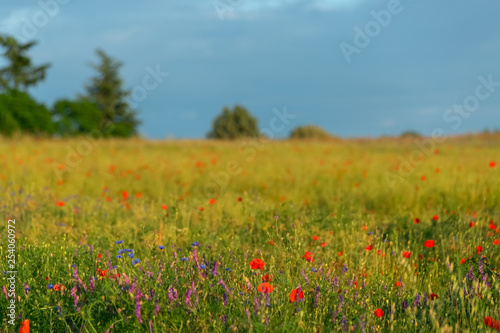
<box><xmin>0</xmin><ymin>35</ymin><xmax>50</xmax><ymax>91</ymax></box>
<box><xmin>51</xmin><ymin>99</ymin><xmax>103</xmax><ymax>136</ymax></box>
<box><xmin>84</xmin><ymin>49</ymin><xmax>139</xmax><ymax>137</ymax></box>
<box><xmin>207</xmin><ymin>105</ymin><xmax>260</xmax><ymax>139</ymax></box>
<box><xmin>0</xmin><ymin>90</ymin><xmax>54</xmax><ymax>136</ymax></box>
<box><xmin>289</xmin><ymin>125</ymin><xmax>333</xmax><ymax>139</ymax></box>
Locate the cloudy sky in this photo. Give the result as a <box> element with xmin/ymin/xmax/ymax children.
<box><xmin>1</xmin><ymin>0</ymin><xmax>499</xmax><ymax>138</ymax></box>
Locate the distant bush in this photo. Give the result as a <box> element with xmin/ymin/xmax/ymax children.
<box><xmin>290</xmin><ymin>125</ymin><xmax>333</xmax><ymax>139</ymax></box>
<box><xmin>400</xmin><ymin>130</ymin><xmax>422</xmax><ymax>138</ymax></box>
<box><xmin>207</xmin><ymin>105</ymin><xmax>260</xmax><ymax>139</ymax></box>
<box><xmin>0</xmin><ymin>89</ymin><xmax>54</xmax><ymax>137</ymax></box>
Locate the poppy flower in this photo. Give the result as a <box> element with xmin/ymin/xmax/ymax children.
<box><xmin>395</xmin><ymin>281</ymin><xmax>401</xmax><ymax>287</ymax></box>
<box><xmin>289</xmin><ymin>288</ymin><xmax>304</xmax><ymax>302</ymax></box>
<box><xmin>98</xmin><ymin>269</ymin><xmax>107</xmax><ymax>278</ymax></box>
<box><xmin>493</xmin><ymin>320</ymin><xmax>500</xmax><ymax>330</ymax></box>
<box><xmin>374</xmin><ymin>309</ymin><xmax>384</xmax><ymax>318</ymax></box>
<box><xmin>199</xmin><ymin>207</ymin><xmax>204</xmax><ymax>211</ymax></box>
<box><xmin>337</xmin><ymin>251</ymin><xmax>343</xmax><ymax>256</ymax></box>
<box><xmin>418</xmin><ymin>254</ymin><xmax>424</xmax><ymax>260</ymax></box>
<box><xmin>461</xmin><ymin>258</ymin><xmax>467</xmax><ymax>264</ymax></box>
<box><xmin>424</xmin><ymin>240</ymin><xmax>435</xmax><ymax>248</ymax></box>
<box><xmin>484</xmin><ymin>316</ymin><xmax>493</xmax><ymax>326</ymax></box>
<box><xmin>320</xmin><ymin>242</ymin><xmax>327</xmax><ymax>247</ymax></box>
<box><xmin>402</xmin><ymin>251</ymin><xmax>411</xmax><ymax>259</ymax></box>
<box><xmin>135</xmin><ymin>192</ymin><xmax>142</xmax><ymax>199</ymax></box>
<box><xmin>20</xmin><ymin>320</ymin><xmax>29</xmax><ymax>333</ymax></box>
<box><xmin>257</xmin><ymin>282</ymin><xmax>273</xmax><ymax>293</ymax></box>
<box><xmin>365</xmin><ymin>244</ymin><xmax>373</xmax><ymax>251</ymax></box>
<box><xmin>494</xmin><ymin>239</ymin><xmax>500</xmax><ymax>245</ymax></box>
<box><xmin>469</xmin><ymin>222</ymin><xmax>475</xmax><ymax>228</ymax></box>
<box><xmin>432</xmin><ymin>215</ymin><xmax>439</xmax><ymax>221</ymax></box>
<box><xmin>489</xmin><ymin>223</ymin><xmax>496</xmax><ymax>230</ymax></box>
<box><xmin>249</xmin><ymin>259</ymin><xmax>265</xmax><ymax>270</ymax></box>
<box><xmin>237</xmin><ymin>197</ymin><xmax>242</xmax><ymax>202</ymax></box>
<box><xmin>304</xmin><ymin>252</ymin><xmax>314</xmax><ymax>262</ymax></box>
<box><xmin>122</xmin><ymin>191</ymin><xmax>128</xmax><ymax>201</ymax></box>
<box><xmin>414</xmin><ymin>218</ymin><xmax>420</xmax><ymax>224</ymax></box>
<box><xmin>261</xmin><ymin>274</ymin><xmax>273</xmax><ymax>282</ymax></box>
<box><xmin>53</xmin><ymin>284</ymin><xmax>62</xmax><ymax>291</ymax></box>
<box><xmin>490</xmin><ymin>161</ymin><xmax>497</xmax><ymax>168</ymax></box>
<box><xmin>362</xmin><ymin>225</ymin><xmax>367</xmax><ymax>231</ymax></box>
<box><xmin>161</xmin><ymin>204</ymin><xmax>168</xmax><ymax>210</ymax></box>
<box><xmin>208</xmin><ymin>199</ymin><xmax>217</xmax><ymax>205</ymax></box>
<box><xmin>106</xmin><ymin>196</ymin><xmax>112</xmax><ymax>202</ymax></box>
<box><xmin>312</xmin><ymin>236</ymin><xmax>319</xmax><ymax>241</ymax></box>
<box><xmin>477</xmin><ymin>245</ymin><xmax>483</xmax><ymax>255</ymax></box>
<box><xmin>268</xmin><ymin>240</ymin><xmax>275</xmax><ymax>245</ymax></box>
<box><xmin>430</xmin><ymin>293</ymin><xmax>438</xmax><ymax>300</ymax></box>
<box><xmin>57</xmin><ymin>201</ymin><xmax>64</xmax><ymax>207</ymax></box>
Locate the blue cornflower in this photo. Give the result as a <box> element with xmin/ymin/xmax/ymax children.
<box><xmin>225</xmin><ymin>268</ymin><xmax>232</xmax><ymax>272</ymax></box>
<box><xmin>128</xmin><ymin>253</ymin><xmax>134</xmax><ymax>258</ymax></box>
<box><xmin>159</xmin><ymin>245</ymin><xmax>165</xmax><ymax>250</ymax></box>
<box><xmin>200</xmin><ymin>264</ymin><xmax>206</xmax><ymax>269</ymax></box>
<box><xmin>113</xmin><ymin>265</ymin><xmax>117</xmax><ymax>269</ymax></box>
<box><xmin>180</xmin><ymin>257</ymin><xmax>188</xmax><ymax>262</ymax></box>
<box><xmin>48</xmin><ymin>284</ymin><xmax>54</xmax><ymax>289</ymax></box>
<box><xmin>367</xmin><ymin>232</ymin><xmax>373</xmax><ymax>235</ymax></box>
<box><xmin>54</xmin><ymin>306</ymin><xmax>60</xmax><ymax>311</ymax></box>
<box><xmin>191</xmin><ymin>241</ymin><xmax>199</xmax><ymax>247</ymax></box>
<box><xmin>116</xmin><ymin>240</ymin><xmax>123</xmax><ymax>245</ymax></box>
<box><xmin>126</xmin><ymin>248</ymin><xmax>133</xmax><ymax>252</ymax></box>
<box><xmin>311</xmin><ymin>268</ymin><xmax>318</xmax><ymax>272</ymax></box>
<box><xmin>132</xmin><ymin>259</ymin><xmax>140</xmax><ymax>266</ymax></box>
<box><xmin>118</xmin><ymin>249</ymin><xmax>125</xmax><ymax>254</ymax></box>
<box><xmin>116</xmin><ymin>255</ymin><xmax>122</xmax><ymax>259</ymax></box>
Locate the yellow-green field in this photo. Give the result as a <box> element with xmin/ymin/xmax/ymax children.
<box><xmin>1</xmin><ymin>136</ymin><xmax>500</xmax><ymax>332</ymax></box>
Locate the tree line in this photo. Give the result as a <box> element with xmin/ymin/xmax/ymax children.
<box><xmin>0</xmin><ymin>35</ymin><xmax>333</xmax><ymax>140</ymax></box>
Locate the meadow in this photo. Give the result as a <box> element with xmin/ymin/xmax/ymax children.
<box><xmin>1</xmin><ymin>135</ymin><xmax>500</xmax><ymax>332</ymax></box>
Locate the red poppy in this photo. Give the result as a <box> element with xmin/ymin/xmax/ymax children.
<box><xmin>304</xmin><ymin>252</ymin><xmax>314</xmax><ymax>262</ymax></box>
<box><xmin>98</xmin><ymin>254</ymin><xmax>102</xmax><ymax>259</ymax></box>
<box><xmin>268</xmin><ymin>240</ymin><xmax>275</xmax><ymax>246</ymax></box>
<box><xmin>494</xmin><ymin>239</ymin><xmax>500</xmax><ymax>245</ymax></box>
<box><xmin>493</xmin><ymin>320</ymin><xmax>500</xmax><ymax>330</ymax></box>
<box><xmin>490</xmin><ymin>161</ymin><xmax>497</xmax><ymax>168</ymax></box>
<box><xmin>461</xmin><ymin>258</ymin><xmax>467</xmax><ymax>264</ymax></box>
<box><xmin>122</xmin><ymin>191</ymin><xmax>128</xmax><ymax>201</ymax></box>
<box><xmin>432</xmin><ymin>215</ymin><xmax>439</xmax><ymax>221</ymax></box>
<box><xmin>257</xmin><ymin>282</ymin><xmax>273</xmax><ymax>293</ymax></box>
<box><xmin>135</xmin><ymin>192</ymin><xmax>142</xmax><ymax>199</ymax></box>
<box><xmin>237</xmin><ymin>197</ymin><xmax>242</xmax><ymax>202</ymax></box>
<box><xmin>430</xmin><ymin>293</ymin><xmax>438</xmax><ymax>300</ymax></box>
<box><xmin>289</xmin><ymin>288</ymin><xmax>304</xmax><ymax>302</ymax></box>
<box><xmin>106</xmin><ymin>196</ymin><xmax>112</xmax><ymax>202</ymax></box>
<box><xmin>57</xmin><ymin>201</ymin><xmax>65</xmax><ymax>207</ymax></box>
<box><xmin>484</xmin><ymin>316</ymin><xmax>493</xmax><ymax>327</ymax></box>
<box><xmin>199</xmin><ymin>207</ymin><xmax>204</xmax><ymax>211</ymax></box>
<box><xmin>489</xmin><ymin>223</ymin><xmax>496</xmax><ymax>230</ymax></box>
<box><xmin>46</xmin><ymin>277</ymin><xmax>50</xmax><ymax>280</ymax></box>
<box><xmin>249</xmin><ymin>259</ymin><xmax>265</xmax><ymax>270</ymax></box>
<box><xmin>414</xmin><ymin>218</ymin><xmax>420</xmax><ymax>224</ymax></box>
<box><xmin>469</xmin><ymin>222</ymin><xmax>475</xmax><ymax>228</ymax></box>
<box><xmin>208</xmin><ymin>199</ymin><xmax>217</xmax><ymax>205</ymax></box>
<box><xmin>312</xmin><ymin>236</ymin><xmax>319</xmax><ymax>241</ymax></box>
<box><xmin>320</xmin><ymin>242</ymin><xmax>327</xmax><ymax>247</ymax></box>
<box><xmin>362</xmin><ymin>225</ymin><xmax>367</xmax><ymax>231</ymax></box>
<box><xmin>421</xmin><ymin>176</ymin><xmax>426</xmax><ymax>181</ymax></box>
<box><xmin>424</xmin><ymin>240</ymin><xmax>435</xmax><ymax>248</ymax></box>
<box><xmin>374</xmin><ymin>309</ymin><xmax>384</xmax><ymax>318</ymax></box>
<box><xmin>161</xmin><ymin>204</ymin><xmax>168</xmax><ymax>210</ymax></box>
<box><xmin>477</xmin><ymin>245</ymin><xmax>483</xmax><ymax>255</ymax></box>
<box><xmin>20</xmin><ymin>320</ymin><xmax>29</xmax><ymax>333</ymax></box>
<box><xmin>395</xmin><ymin>281</ymin><xmax>401</xmax><ymax>287</ymax></box>
<box><xmin>261</xmin><ymin>274</ymin><xmax>273</xmax><ymax>282</ymax></box>
<box><xmin>53</xmin><ymin>284</ymin><xmax>62</xmax><ymax>291</ymax></box>
<box><xmin>402</xmin><ymin>251</ymin><xmax>411</xmax><ymax>259</ymax></box>
<box><xmin>365</xmin><ymin>244</ymin><xmax>373</xmax><ymax>251</ymax></box>
<box><xmin>337</xmin><ymin>251</ymin><xmax>343</xmax><ymax>256</ymax></box>
<box><xmin>419</xmin><ymin>254</ymin><xmax>424</xmax><ymax>260</ymax></box>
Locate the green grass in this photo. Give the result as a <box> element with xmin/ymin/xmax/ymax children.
<box><xmin>0</xmin><ymin>136</ymin><xmax>499</xmax><ymax>332</ymax></box>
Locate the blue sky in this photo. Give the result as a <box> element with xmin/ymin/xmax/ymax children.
<box><xmin>1</xmin><ymin>0</ymin><xmax>499</xmax><ymax>138</ymax></box>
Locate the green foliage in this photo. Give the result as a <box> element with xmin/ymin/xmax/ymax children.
<box><xmin>289</xmin><ymin>125</ymin><xmax>333</xmax><ymax>139</ymax></box>
<box><xmin>51</xmin><ymin>99</ymin><xmax>104</xmax><ymax>137</ymax></box>
<box><xmin>0</xmin><ymin>89</ymin><xmax>54</xmax><ymax>136</ymax></box>
<box><xmin>83</xmin><ymin>49</ymin><xmax>140</xmax><ymax>138</ymax></box>
<box><xmin>400</xmin><ymin>130</ymin><xmax>422</xmax><ymax>138</ymax></box>
<box><xmin>0</xmin><ymin>35</ymin><xmax>50</xmax><ymax>91</ymax></box>
<box><xmin>207</xmin><ymin>105</ymin><xmax>260</xmax><ymax>139</ymax></box>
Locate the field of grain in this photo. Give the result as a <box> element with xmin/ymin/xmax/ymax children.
<box><xmin>1</xmin><ymin>136</ymin><xmax>500</xmax><ymax>332</ymax></box>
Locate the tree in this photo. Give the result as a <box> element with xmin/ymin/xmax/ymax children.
<box><xmin>0</xmin><ymin>90</ymin><xmax>54</xmax><ymax>136</ymax></box>
<box><xmin>84</xmin><ymin>49</ymin><xmax>140</xmax><ymax>137</ymax></box>
<box><xmin>52</xmin><ymin>99</ymin><xmax>103</xmax><ymax>136</ymax></box>
<box><xmin>289</xmin><ymin>125</ymin><xmax>333</xmax><ymax>139</ymax></box>
<box><xmin>0</xmin><ymin>35</ymin><xmax>50</xmax><ymax>91</ymax></box>
<box><xmin>207</xmin><ymin>105</ymin><xmax>260</xmax><ymax>139</ymax></box>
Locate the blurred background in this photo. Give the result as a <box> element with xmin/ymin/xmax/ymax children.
<box><xmin>0</xmin><ymin>0</ymin><xmax>499</xmax><ymax>139</ymax></box>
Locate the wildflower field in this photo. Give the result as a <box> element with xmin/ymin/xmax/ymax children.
<box><xmin>1</xmin><ymin>135</ymin><xmax>500</xmax><ymax>332</ymax></box>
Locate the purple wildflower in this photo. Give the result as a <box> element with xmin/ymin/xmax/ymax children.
<box><xmin>193</xmin><ymin>249</ymin><xmax>200</xmax><ymax>269</ymax></box>
<box><xmin>301</xmin><ymin>268</ymin><xmax>310</xmax><ymax>285</ymax></box>
<box><xmin>89</xmin><ymin>277</ymin><xmax>95</xmax><ymax>293</ymax></box>
<box><xmin>218</xmin><ymin>278</ymin><xmax>230</xmax><ymax>294</ymax></box>
<box><xmin>223</xmin><ymin>293</ymin><xmax>228</xmax><ymax>306</ymax></box>
<box><xmin>314</xmin><ymin>285</ymin><xmax>320</xmax><ymax>308</ymax></box>
<box><xmin>254</xmin><ymin>295</ymin><xmax>259</xmax><ymax>315</ymax></box>
<box><xmin>168</xmin><ymin>286</ymin><xmax>178</xmax><ymax>302</ymax></box>
<box><xmin>149</xmin><ymin>320</ymin><xmax>153</xmax><ymax>333</ymax></box>
<box><xmin>467</xmin><ymin>266</ymin><xmax>474</xmax><ymax>281</ymax></box>
<box><xmin>2</xmin><ymin>285</ymin><xmax>7</xmax><ymax>299</ymax></box>
<box><xmin>245</xmin><ymin>308</ymin><xmax>251</xmax><ymax>322</ymax></box>
<box><xmin>135</xmin><ymin>301</ymin><xmax>143</xmax><ymax>324</ymax></box>
<box><xmin>185</xmin><ymin>288</ymin><xmax>192</xmax><ymax>307</ymax></box>
<box><xmin>123</xmin><ymin>273</ymin><xmax>131</xmax><ymax>285</ymax></box>
<box><xmin>155</xmin><ymin>303</ymin><xmax>160</xmax><ymax>316</ymax></box>
<box><xmin>212</xmin><ymin>260</ymin><xmax>218</xmax><ymax>276</ymax></box>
